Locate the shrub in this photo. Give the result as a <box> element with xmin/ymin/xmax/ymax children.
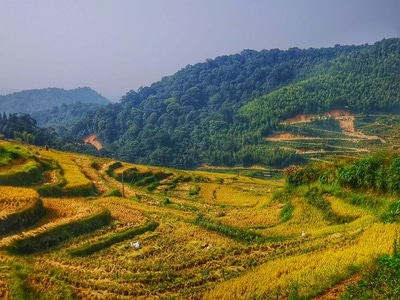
<box><xmin>305</xmin><ymin>187</ymin><xmax>355</xmax><ymax>224</ymax></box>
<box><xmin>188</xmin><ymin>185</ymin><xmax>201</xmax><ymax>196</ymax></box>
<box><xmin>382</xmin><ymin>199</ymin><xmax>400</xmax><ymax>223</ymax></box>
<box><xmin>280</xmin><ymin>202</ymin><xmax>294</xmax><ymax>223</ymax></box>
<box><xmin>105</xmin><ymin>189</ymin><xmax>122</xmax><ymax>197</ymax></box>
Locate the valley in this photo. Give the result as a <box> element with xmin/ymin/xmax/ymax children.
<box><xmin>0</xmin><ymin>38</ymin><xmax>400</xmax><ymax>299</ymax></box>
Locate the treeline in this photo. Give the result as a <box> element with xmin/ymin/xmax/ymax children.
<box><xmin>0</xmin><ymin>113</ymin><xmax>56</xmax><ymax>146</ymax></box>
<box><xmin>0</xmin><ymin>113</ymin><xmax>99</xmax><ymax>156</ymax></box>
<box><xmin>32</xmin><ymin>102</ymin><xmax>107</xmax><ymax>134</ymax></box>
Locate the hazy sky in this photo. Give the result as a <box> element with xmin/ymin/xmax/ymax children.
<box><xmin>1</xmin><ymin>0</ymin><xmax>399</xmax><ymax>101</ymax></box>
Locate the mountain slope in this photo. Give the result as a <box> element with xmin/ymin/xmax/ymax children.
<box><xmin>241</xmin><ymin>38</ymin><xmax>400</xmax><ymax>126</ymax></box>
<box><xmin>31</xmin><ymin>102</ymin><xmax>107</xmax><ymax>130</ymax></box>
<box><xmin>0</xmin><ymin>87</ymin><xmax>110</xmax><ymax>115</ymax></box>
<box><xmin>65</xmin><ymin>38</ymin><xmax>400</xmax><ymax>169</ymax></box>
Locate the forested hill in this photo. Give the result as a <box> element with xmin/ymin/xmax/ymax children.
<box><xmin>0</xmin><ymin>87</ymin><xmax>110</xmax><ymax>115</ymax></box>
<box><xmin>69</xmin><ymin>38</ymin><xmax>400</xmax><ymax>169</ymax></box>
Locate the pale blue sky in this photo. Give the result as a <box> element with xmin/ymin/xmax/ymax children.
<box><xmin>1</xmin><ymin>0</ymin><xmax>399</xmax><ymax>101</ymax></box>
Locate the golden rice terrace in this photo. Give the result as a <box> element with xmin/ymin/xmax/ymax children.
<box><xmin>0</xmin><ymin>140</ymin><xmax>399</xmax><ymax>299</ymax></box>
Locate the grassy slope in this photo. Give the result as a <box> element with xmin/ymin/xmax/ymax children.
<box><xmin>0</xmin><ymin>140</ymin><xmax>398</xmax><ymax>299</ymax></box>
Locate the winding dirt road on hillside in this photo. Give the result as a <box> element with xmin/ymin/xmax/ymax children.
<box><xmin>268</xmin><ymin>110</ymin><xmax>385</xmax><ymax>143</ymax></box>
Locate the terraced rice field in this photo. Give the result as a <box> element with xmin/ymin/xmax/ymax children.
<box><xmin>0</xmin><ymin>140</ymin><xmax>398</xmax><ymax>299</ymax></box>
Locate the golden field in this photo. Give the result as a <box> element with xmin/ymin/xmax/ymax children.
<box><xmin>0</xmin><ymin>140</ymin><xmax>398</xmax><ymax>299</ymax></box>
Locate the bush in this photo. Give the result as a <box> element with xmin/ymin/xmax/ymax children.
<box><xmin>105</xmin><ymin>189</ymin><xmax>122</xmax><ymax>197</ymax></box>
<box><xmin>305</xmin><ymin>187</ymin><xmax>355</xmax><ymax>224</ymax></box>
<box><xmin>382</xmin><ymin>199</ymin><xmax>400</xmax><ymax>223</ymax></box>
<box><xmin>188</xmin><ymin>185</ymin><xmax>201</xmax><ymax>196</ymax></box>
<box><xmin>106</xmin><ymin>161</ymin><xmax>123</xmax><ymax>177</ymax></box>
<box><xmin>280</xmin><ymin>202</ymin><xmax>294</xmax><ymax>223</ymax></box>
<box><xmin>36</xmin><ymin>184</ymin><xmax>63</xmax><ymax>197</ymax></box>
<box><xmin>62</xmin><ymin>182</ymin><xmax>97</xmax><ymax>197</ymax></box>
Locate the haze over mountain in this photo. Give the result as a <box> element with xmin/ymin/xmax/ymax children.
<box><xmin>0</xmin><ymin>87</ymin><xmax>110</xmax><ymax>115</ymax></box>
<box><xmin>1</xmin><ymin>1</ymin><xmax>399</xmax><ymax>100</ymax></box>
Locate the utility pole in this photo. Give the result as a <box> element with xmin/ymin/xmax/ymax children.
<box><xmin>122</xmin><ymin>171</ymin><xmax>125</xmax><ymax>198</ymax></box>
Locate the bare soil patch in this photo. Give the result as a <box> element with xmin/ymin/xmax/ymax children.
<box><xmin>284</xmin><ymin>110</ymin><xmax>351</xmax><ymax>125</ymax></box>
<box><xmin>84</xmin><ymin>134</ymin><xmax>103</xmax><ymax>150</ymax></box>
<box><xmin>266</xmin><ymin>133</ymin><xmax>321</xmax><ymax>141</ymax></box>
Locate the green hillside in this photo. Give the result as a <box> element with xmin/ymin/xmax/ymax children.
<box><xmin>0</xmin><ymin>39</ymin><xmax>398</xmax><ymax>169</ymax></box>
<box><xmin>64</xmin><ymin>38</ymin><xmax>400</xmax><ymax>169</ymax></box>
<box><xmin>0</xmin><ymin>87</ymin><xmax>110</xmax><ymax>115</ymax></box>
<box><xmin>1</xmin><ymin>140</ymin><xmax>400</xmax><ymax>299</ymax></box>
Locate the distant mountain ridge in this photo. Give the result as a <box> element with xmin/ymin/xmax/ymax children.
<box><xmin>0</xmin><ymin>87</ymin><xmax>110</xmax><ymax>115</ymax></box>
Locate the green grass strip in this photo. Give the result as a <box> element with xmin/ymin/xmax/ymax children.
<box><xmin>0</xmin><ymin>199</ymin><xmax>46</xmax><ymax>237</ymax></box>
<box><xmin>8</xmin><ymin>263</ymin><xmax>37</xmax><ymax>300</ymax></box>
<box><xmin>70</xmin><ymin>220</ymin><xmax>159</xmax><ymax>256</ymax></box>
<box><xmin>193</xmin><ymin>215</ymin><xmax>283</xmax><ymax>244</ymax></box>
<box><xmin>4</xmin><ymin>210</ymin><xmax>112</xmax><ymax>255</ymax></box>
<box><xmin>305</xmin><ymin>187</ymin><xmax>356</xmax><ymax>225</ymax></box>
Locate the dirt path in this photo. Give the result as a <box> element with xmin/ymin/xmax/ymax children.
<box><xmin>336</xmin><ymin>114</ymin><xmax>385</xmax><ymax>143</ymax></box>
<box><xmin>266</xmin><ymin>133</ymin><xmax>323</xmax><ymax>141</ymax></box>
<box><xmin>43</xmin><ymin>170</ymin><xmax>58</xmax><ymax>185</ymax></box>
<box><xmin>312</xmin><ymin>273</ymin><xmax>362</xmax><ymax>299</ymax></box>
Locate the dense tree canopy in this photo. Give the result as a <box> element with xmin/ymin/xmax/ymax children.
<box><xmin>0</xmin><ymin>113</ymin><xmax>100</xmax><ymax>156</ymax></box>
<box><xmin>6</xmin><ymin>39</ymin><xmax>400</xmax><ymax>169</ymax></box>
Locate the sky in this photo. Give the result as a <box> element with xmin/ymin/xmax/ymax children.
<box><xmin>0</xmin><ymin>0</ymin><xmax>399</xmax><ymax>101</ymax></box>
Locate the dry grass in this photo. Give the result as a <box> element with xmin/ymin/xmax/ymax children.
<box><xmin>40</xmin><ymin>149</ymin><xmax>93</xmax><ymax>192</ymax></box>
<box><xmin>204</xmin><ymin>223</ymin><xmax>400</xmax><ymax>299</ymax></box>
<box><xmin>0</xmin><ymin>187</ymin><xmax>39</xmax><ymax>218</ymax></box>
